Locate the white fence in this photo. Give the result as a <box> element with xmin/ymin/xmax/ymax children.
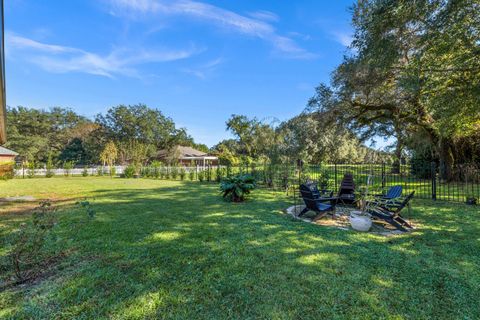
<box><xmin>14</xmin><ymin>166</ymin><xmax>126</xmax><ymax>177</ymax></box>
<box><xmin>14</xmin><ymin>165</ymin><xmax>219</xmax><ymax>177</ymax></box>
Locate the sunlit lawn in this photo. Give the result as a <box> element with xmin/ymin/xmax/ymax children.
<box><xmin>1</xmin><ymin>177</ymin><xmax>479</xmax><ymax>319</ymax></box>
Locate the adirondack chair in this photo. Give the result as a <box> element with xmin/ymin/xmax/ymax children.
<box><xmin>298</xmin><ymin>183</ymin><xmax>336</xmax><ymax>221</ymax></box>
<box><xmin>367</xmin><ymin>191</ymin><xmax>415</xmax><ymax>232</ymax></box>
<box><xmin>337</xmin><ymin>173</ymin><xmax>356</xmax><ymax>204</ymax></box>
<box><xmin>375</xmin><ymin>185</ymin><xmax>403</xmax><ymax>201</ymax></box>
<box><xmin>305</xmin><ymin>181</ymin><xmax>334</xmax><ymax>199</ymax></box>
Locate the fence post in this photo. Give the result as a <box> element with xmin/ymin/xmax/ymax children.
<box><xmin>381</xmin><ymin>162</ymin><xmax>386</xmax><ymax>189</ymax></box>
<box><xmin>431</xmin><ymin>162</ymin><xmax>437</xmax><ymax>201</ymax></box>
<box><xmin>334</xmin><ymin>163</ymin><xmax>338</xmax><ymax>193</ymax></box>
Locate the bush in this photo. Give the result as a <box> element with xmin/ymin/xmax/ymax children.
<box><xmin>179</xmin><ymin>168</ymin><xmax>186</xmax><ymax>180</ymax></box>
<box><xmin>165</xmin><ymin>167</ymin><xmax>171</xmax><ymax>180</ymax></box>
<box><xmin>189</xmin><ymin>170</ymin><xmax>195</xmax><ymax>181</ymax></box>
<box><xmin>319</xmin><ymin>169</ymin><xmax>330</xmax><ymax>189</ymax></box>
<box><xmin>0</xmin><ymin>162</ymin><xmax>14</xmax><ymax>180</ymax></box>
<box><xmin>220</xmin><ymin>174</ymin><xmax>257</xmax><ymax>202</ymax></box>
<box><xmin>207</xmin><ymin>167</ymin><xmax>214</xmax><ymax>182</ymax></box>
<box><xmin>151</xmin><ymin>161</ymin><xmax>161</xmax><ymax>179</ymax></box>
<box><xmin>216</xmin><ymin>167</ymin><xmax>226</xmax><ymax>182</ymax></box>
<box><xmin>45</xmin><ymin>156</ymin><xmax>54</xmax><ymax>178</ymax></box>
<box><xmin>198</xmin><ymin>170</ymin><xmax>205</xmax><ymax>182</ymax></box>
<box><xmin>7</xmin><ymin>201</ymin><xmax>57</xmax><ymax>283</ymax></box>
<box><xmin>63</xmin><ymin>161</ymin><xmax>74</xmax><ymax>177</ymax></box>
<box><xmin>160</xmin><ymin>166</ymin><xmax>166</xmax><ymax>179</ymax></box>
<box><xmin>27</xmin><ymin>161</ymin><xmax>36</xmax><ymax>178</ymax></box>
<box><xmin>171</xmin><ymin>167</ymin><xmax>178</xmax><ymax>180</ymax></box>
<box><xmin>109</xmin><ymin>166</ymin><xmax>116</xmax><ymax>177</ymax></box>
<box><xmin>96</xmin><ymin>166</ymin><xmax>104</xmax><ymax>176</ymax></box>
<box><xmin>124</xmin><ymin>165</ymin><xmax>136</xmax><ymax>178</ymax></box>
<box><xmin>82</xmin><ymin>167</ymin><xmax>89</xmax><ymax>177</ymax></box>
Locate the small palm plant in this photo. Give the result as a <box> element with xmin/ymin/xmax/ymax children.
<box><xmin>220</xmin><ymin>174</ymin><xmax>257</xmax><ymax>202</ymax></box>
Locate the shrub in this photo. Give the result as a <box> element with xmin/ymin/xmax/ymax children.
<box><xmin>319</xmin><ymin>169</ymin><xmax>330</xmax><ymax>189</ymax></box>
<box><xmin>216</xmin><ymin>167</ymin><xmax>226</xmax><ymax>182</ymax></box>
<box><xmin>198</xmin><ymin>170</ymin><xmax>205</xmax><ymax>182</ymax></box>
<box><xmin>109</xmin><ymin>166</ymin><xmax>116</xmax><ymax>177</ymax></box>
<box><xmin>160</xmin><ymin>166</ymin><xmax>166</xmax><ymax>179</ymax></box>
<box><xmin>179</xmin><ymin>168</ymin><xmax>186</xmax><ymax>180</ymax></box>
<box><xmin>165</xmin><ymin>167</ymin><xmax>171</xmax><ymax>180</ymax></box>
<box><xmin>27</xmin><ymin>161</ymin><xmax>36</xmax><ymax>178</ymax></box>
<box><xmin>140</xmin><ymin>166</ymin><xmax>148</xmax><ymax>178</ymax></box>
<box><xmin>207</xmin><ymin>167</ymin><xmax>214</xmax><ymax>182</ymax></box>
<box><xmin>0</xmin><ymin>162</ymin><xmax>14</xmax><ymax>180</ymax></box>
<box><xmin>63</xmin><ymin>161</ymin><xmax>74</xmax><ymax>177</ymax></box>
<box><xmin>82</xmin><ymin>167</ymin><xmax>89</xmax><ymax>177</ymax></box>
<box><xmin>171</xmin><ymin>166</ymin><xmax>178</xmax><ymax>180</ymax></box>
<box><xmin>7</xmin><ymin>201</ymin><xmax>57</xmax><ymax>283</ymax></box>
<box><xmin>45</xmin><ymin>155</ymin><xmax>54</xmax><ymax>178</ymax></box>
<box><xmin>96</xmin><ymin>166</ymin><xmax>104</xmax><ymax>176</ymax></box>
<box><xmin>220</xmin><ymin>174</ymin><xmax>257</xmax><ymax>202</ymax></box>
<box><xmin>151</xmin><ymin>161</ymin><xmax>161</xmax><ymax>179</ymax></box>
<box><xmin>189</xmin><ymin>170</ymin><xmax>195</xmax><ymax>181</ymax></box>
<box><xmin>124</xmin><ymin>165</ymin><xmax>136</xmax><ymax>178</ymax></box>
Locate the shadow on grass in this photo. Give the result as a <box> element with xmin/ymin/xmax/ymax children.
<box><xmin>1</xmin><ymin>181</ymin><xmax>479</xmax><ymax>319</ymax></box>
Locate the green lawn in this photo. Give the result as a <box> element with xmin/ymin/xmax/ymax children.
<box><xmin>1</xmin><ymin>178</ymin><xmax>479</xmax><ymax>319</ymax></box>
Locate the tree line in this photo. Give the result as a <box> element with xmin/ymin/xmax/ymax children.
<box><xmin>211</xmin><ymin>114</ymin><xmax>392</xmax><ymax>166</ymax></box>
<box><xmin>4</xmin><ymin>104</ymin><xmax>208</xmax><ymax>167</ymax></box>
<box><xmin>4</xmin><ymin>103</ymin><xmax>392</xmax><ymax>169</ymax></box>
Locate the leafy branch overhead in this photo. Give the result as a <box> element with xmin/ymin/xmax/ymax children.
<box><xmin>306</xmin><ymin>0</ymin><xmax>480</xmax><ymax>176</ymax></box>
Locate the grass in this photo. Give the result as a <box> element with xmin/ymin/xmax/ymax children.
<box><xmin>0</xmin><ymin>177</ymin><xmax>479</xmax><ymax>319</ymax></box>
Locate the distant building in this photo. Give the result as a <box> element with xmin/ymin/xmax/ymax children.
<box><xmin>0</xmin><ymin>146</ymin><xmax>18</xmax><ymax>163</ymax></box>
<box><xmin>156</xmin><ymin>146</ymin><xmax>218</xmax><ymax>167</ymax></box>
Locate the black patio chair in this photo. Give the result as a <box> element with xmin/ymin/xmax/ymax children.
<box><xmin>370</xmin><ymin>185</ymin><xmax>403</xmax><ymax>207</ymax></box>
<box><xmin>305</xmin><ymin>181</ymin><xmax>334</xmax><ymax>199</ymax></box>
<box><xmin>298</xmin><ymin>183</ymin><xmax>336</xmax><ymax>221</ymax></box>
<box><xmin>375</xmin><ymin>185</ymin><xmax>403</xmax><ymax>201</ymax></box>
<box><xmin>337</xmin><ymin>173</ymin><xmax>356</xmax><ymax>205</ymax></box>
<box><xmin>367</xmin><ymin>191</ymin><xmax>415</xmax><ymax>232</ymax></box>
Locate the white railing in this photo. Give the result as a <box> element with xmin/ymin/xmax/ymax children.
<box><xmin>14</xmin><ymin>165</ymin><xmax>221</xmax><ymax>177</ymax></box>
<box><xmin>14</xmin><ymin>166</ymin><xmax>125</xmax><ymax>177</ymax></box>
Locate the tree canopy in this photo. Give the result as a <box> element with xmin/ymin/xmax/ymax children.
<box><xmin>307</xmin><ymin>0</ymin><xmax>480</xmax><ymax>177</ymax></box>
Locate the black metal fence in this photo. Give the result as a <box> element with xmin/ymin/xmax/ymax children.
<box><xmin>137</xmin><ymin>161</ymin><xmax>479</xmax><ymax>204</ymax></box>
<box><xmin>224</xmin><ymin>162</ymin><xmax>480</xmax><ymax>203</ymax></box>
<box><xmin>300</xmin><ymin>163</ymin><xmax>478</xmax><ymax>202</ymax></box>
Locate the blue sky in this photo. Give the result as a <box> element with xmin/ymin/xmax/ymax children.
<box><xmin>5</xmin><ymin>0</ymin><xmax>382</xmax><ymax>148</ymax></box>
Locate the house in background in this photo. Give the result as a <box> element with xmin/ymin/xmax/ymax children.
<box><xmin>156</xmin><ymin>146</ymin><xmax>218</xmax><ymax>167</ymax></box>
<box><xmin>0</xmin><ymin>145</ymin><xmax>18</xmax><ymax>163</ymax></box>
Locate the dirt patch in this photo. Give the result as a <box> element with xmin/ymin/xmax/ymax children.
<box><xmin>286</xmin><ymin>205</ymin><xmax>409</xmax><ymax>236</ymax></box>
<box><xmin>0</xmin><ymin>197</ymin><xmax>79</xmax><ymax>217</ymax></box>
<box><xmin>0</xmin><ymin>196</ymin><xmax>36</xmax><ymax>202</ymax></box>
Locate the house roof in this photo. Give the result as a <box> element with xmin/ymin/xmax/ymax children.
<box><xmin>0</xmin><ymin>146</ymin><xmax>18</xmax><ymax>156</ymax></box>
<box><xmin>157</xmin><ymin>146</ymin><xmax>209</xmax><ymax>159</ymax></box>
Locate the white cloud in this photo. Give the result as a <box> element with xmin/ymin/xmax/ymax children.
<box><xmin>182</xmin><ymin>57</ymin><xmax>224</xmax><ymax>79</ymax></box>
<box><xmin>107</xmin><ymin>0</ymin><xmax>316</xmax><ymax>59</ymax></box>
<box><xmin>247</xmin><ymin>10</ymin><xmax>279</xmax><ymax>22</ymax></box>
<box><xmin>6</xmin><ymin>32</ymin><xmax>202</xmax><ymax>78</ymax></box>
<box><xmin>331</xmin><ymin>31</ymin><xmax>353</xmax><ymax>47</ymax></box>
<box><xmin>7</xmin><ymin>33</ymin><xmax>78</xmax><ymax>54</ymax></box>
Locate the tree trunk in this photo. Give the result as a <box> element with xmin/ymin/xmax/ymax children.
<box><xmin>392</xmin><ymin>141</ymin><xmax>403</xmax><ymax>174</ymax></box>
<box><xmin>438</xmin><ymin>137</ymin><xmax>455</xmax><ymax>181</ymax></box>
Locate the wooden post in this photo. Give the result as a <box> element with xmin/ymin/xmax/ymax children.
<box><xmin>0</xmin><ymin>0</ymin><xmax>6</xmax><ymax>144</ymax></box>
